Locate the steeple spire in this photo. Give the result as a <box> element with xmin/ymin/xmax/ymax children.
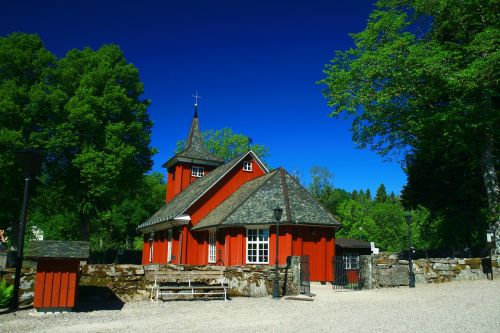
<box><xmin>162</xmin><ymin>95</ymin><xmax>224</xmax><ymax>169</ymax></box>
<box><xmin>192</xmin><ymin>91</ymin><xmax>201</xmax><ymax>118</ymax></box>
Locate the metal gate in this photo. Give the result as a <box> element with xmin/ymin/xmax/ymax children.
<box><xmin>332</xmin><ymin>255</ymin><xmax>362</xmax><ymax>290</ymax></box>
<box><xmin>300</xmin><ymin>256</ymin><xmax>310</xmax><ymax>295</ymax></box>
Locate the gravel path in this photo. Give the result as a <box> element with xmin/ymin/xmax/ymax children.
<box><xmin>1</xmin><ymin>279</ymin><xmax>499</xmax><ymax>333</ymax></box>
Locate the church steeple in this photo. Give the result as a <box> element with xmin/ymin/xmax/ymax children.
<box><xmin>162</xmin><ymin>95</ymin><xmax>224</xmax><ymax>170</ymax></box>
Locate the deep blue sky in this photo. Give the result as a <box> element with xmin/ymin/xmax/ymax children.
<box><xmin>1</xmin><ymin>0</ymin><xmax>406</xmax><ymax>195</ymax></box>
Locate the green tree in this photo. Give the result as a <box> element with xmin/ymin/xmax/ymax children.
<box><xmin>320</xmin><ymin>0</ymin><xmax>499</xmax><ymax>251</ymax></box>
<box><xmin>0</xmin><ymin>33</ymin><xmax>55</xmax><ymax>236</ymax></box>
<box><xmin>177</xmin><ymin>127</ymin><xmax>269</xmax><ymax>162</ymax></box>
<box><xmin>336</xmin><ymin>199</ymin><xmax>377</xmax><ymax>243</ymax></box>
<box><xmin>308</xmin><ymin>166</ymin><xmax>334</xmax><ymax>199</ymax></box>
<box><xmin>375</xmin><ymin>184</ymin><xmax>388</xmax><ymax>203</ymax></box>
<box><xmin>0</xmin><ymin>33</ymin><xmax>155</xmax><ymax>244</ymax></box>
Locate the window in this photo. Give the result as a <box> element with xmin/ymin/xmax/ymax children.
<box><xmin>343</xmin><ymin>253</ymin><xmax>359</xmax><ymax>269</ymax></box>
<box><xmin>167</xmin><ymin>230</ymin><xmax>172</xmax><ymax>263</ymax></box>
<box><xmin>246</xmin><ymin>228</ymin><xmax>269</xmax><ymax>264</ymax></box>
<box><xmin>192</xmin><ymin>166</ymin><xmax>204</xmax><ymax>177</ymax></box>
<box><xmin>243</xmin><ymin>161</ymin><xmax>252</xmax><ymax>172</ymax></box>
<box><xmin>208</xmin><ymin>230</ymin><xmax>216</xmax><ymax>263</ymax></box>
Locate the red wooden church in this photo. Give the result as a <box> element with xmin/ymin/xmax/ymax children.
<box><xmin>138</xmin><ymin>104</ymin><xmax>341</xmax><ymax>282</ymax></box>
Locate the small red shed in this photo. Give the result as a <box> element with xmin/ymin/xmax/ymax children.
<box><xmin>26</xmin><ymin>240</ymin><xmax>90</xmax><ymax>312</ymax></box>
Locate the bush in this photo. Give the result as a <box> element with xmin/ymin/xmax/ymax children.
<box><xmin>0</xmin><ymin>279</ymin><xmax>13</xmax><ymax>308</ymax></box>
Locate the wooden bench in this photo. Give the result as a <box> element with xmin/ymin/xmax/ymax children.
<box><xmin>146</xmin><ymin>270</ymin><xmax>228</xmax><ymax>302</ymax></box>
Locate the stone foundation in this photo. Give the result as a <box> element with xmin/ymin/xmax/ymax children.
<box><xmin>360</xmin><ymin>253</ymin><xmax>500</xmax><ymax>289</ymax></box>
<box><xmin>1</xmin><ymin>256</ymin><xmax>301</xmax><ymax>306</ymax></box>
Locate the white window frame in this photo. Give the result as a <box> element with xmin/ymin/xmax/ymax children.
<box><xmin>243</xmin><ymin>161</ymin><xmax>253</xmax><ymax>172</ymax></box>
<box><xmin>343</xmin><ymin>253</ymin><xmax>359</xmax><ymax>269</ymax></box>
<box><xmin>167</xmin><ymin>230</ymin><xmax>172</xmax><ymax>263</ymax></box>
<box><xmin>246</xmin><ymin>227</ymin><xmax>269</xmax><ymax>264</ymax></box>
<box><xmin>208</xmin><ymin>230</ymin><xmax>216</xmax><ymax>264</ymax></box>
<box><xmin>191</xmin><ymin>166</ymin><xmax>204</xmax><ymax>177</ymax></box>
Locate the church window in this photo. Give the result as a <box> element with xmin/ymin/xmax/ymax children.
<box><xmin>246</xmin><ymin>228</ymin><xmax>269</xmax><ymax>264</ymax></box>
<box><xmin>208</xmin><ymin>230</ymin><xmax>216</xmax><ymax>263</ymax></box>
<box><xmin>192</xmin><ymin>166</ymin><xmax>204</xmax><ymax>177</ymax></box>
<box><xmin>243</xmin><ymin>161</ymin><xmax>252</xmax><ymax>172</ymax></box>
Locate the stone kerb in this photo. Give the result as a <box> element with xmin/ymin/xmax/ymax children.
<box><xmin>360</xmin><ymin>253</ymin><xmax>499</xmax><ymax>288</ymax></box>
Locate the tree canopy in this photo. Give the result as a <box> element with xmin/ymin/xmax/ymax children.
<box><xmin>320</xmin><ymin>0</ymin><xmax>499</xmax><ymax>251</ymax></box>
<box><xmin>0</xmin><ymin>33</ymin><xmax>159</xmax><ymax>249</ymax></box>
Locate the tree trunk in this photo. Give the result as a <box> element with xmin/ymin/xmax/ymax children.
<box><xmin>79</xmin><ymin>214</ymin><xmax>90</xmax><ymax>241</ymax></box>
<box><xmin>480</xmin><ymin>133</ymin><xmax>500</xmax><ymax>254</ymax></box>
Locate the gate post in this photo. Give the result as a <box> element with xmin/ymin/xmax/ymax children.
<box><xmin>359</xmin><ymin>255</ymin><xmax>374</xmax><ymax>289</ymax></box>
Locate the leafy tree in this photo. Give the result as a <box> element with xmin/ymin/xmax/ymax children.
<box><xmin>0</xmin><ymin>33</ymin><xmax>55</xmax><ymax>237</ymax></box>
<box><xmin>320</xmin><ymin>0</ymin><xmax>499</xmax><ymax>251</ymax></box>
<box><xmin>308</xmin><ymin>166</ymin><xmax>334</xmax><ymax>199</ymax></box>
<box><xmin>177</xmin><ymin>127</ymin><xmax>269</xmax><ymax>162</ymax></box>
<box><xmin>90</xmin><ymin>172</ymin><xmax>165</xmax><ymax>250</ymax></box>
<box><xmin>0</xmin><ymin>33</ymin><xmax>156</xmax><ymax>245</ymax></box>
<box><xmin>336</xmin><ymin>199</ymin><xmax>377</xmax><ymax>243</ymax></box>
<box><xmin>402</xmin><ymin>144</ymin><xmax>489</xmax><ymax>247</ymax></box>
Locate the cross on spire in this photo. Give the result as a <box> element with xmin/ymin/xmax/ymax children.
<box><xmin>193</xmin><ymin>91</ymin><xmax>202</xmax><ymax>107</ymax></box>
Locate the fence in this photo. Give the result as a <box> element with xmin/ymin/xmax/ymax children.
<box><xmin>332</xmin><ymin>255</ymin><xmax>362</xmax><ymax>290</ymax></box>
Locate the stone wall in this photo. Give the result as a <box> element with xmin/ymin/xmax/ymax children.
<box><xmin>1</xmin><ymin>267</ymin><xmax>36</xmax><ymax>307</ymax></box>
<box><xmin>360</xmin><ymin>253</ymin><xmax>500</xmax><ymax>289</ymax></box>
<box><xmin>1</xmin><ymin>256</ymin><xmax>301</xmax><ymax>306</ymax></box>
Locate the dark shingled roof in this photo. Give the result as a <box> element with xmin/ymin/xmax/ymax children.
<box><xmin>162</xmin><ymin>110</ymin><xmax>224</xmax><ymax>169</ymax></box>
<box><xmin>138</xmin><ymin>152</ymin><xmax>263</xmax><ymax>231</ymax></box>
<box><xmin>193</xmin><ymin>168</ymin><xmax>341</xmax><ymax>230</ymax></box>
<box><xmin>25</xmin><ymin>240</ymin><xmax>90</xmax><ymax>260</ymax></box>
<box><xmin>336</xmin><ymin>238</ymin><xmax>371</xmax><ymax>249</ymax></box>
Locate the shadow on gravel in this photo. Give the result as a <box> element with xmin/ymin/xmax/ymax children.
<box><xmin>74</xmin><ymin>286</ymin><xmax>124</xmax><ymax>312</ymax></box>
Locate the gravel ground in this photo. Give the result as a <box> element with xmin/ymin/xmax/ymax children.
<box><xmin>1</xmin><ymin>279</ymin><xmax>499</xmax><ymax>333</ymax></box>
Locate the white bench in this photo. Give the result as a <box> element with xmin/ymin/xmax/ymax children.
<box><xmin>146</xmin><ymin>270</ymin><xmax>228</xmax><ymax>302</ymax></box>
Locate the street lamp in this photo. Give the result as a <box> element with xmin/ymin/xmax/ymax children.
<box><xmin>273</xmin><ymin>206</ymin><xmax>283</xmax><ymax>299</ymax></box>
<box><xmin>11</xmin><ymin>149</ymin><xmax>43</xmax><ymax>309</ymax></box>
<box><xmin>486</xmin><ymin>225</ymin><xmax>495</xmax><ymax>280</ymax></box>
<box><xmin>405</xmin><ymin>210</ymin><xmax>415</xmax><ymax>288</ymax></box>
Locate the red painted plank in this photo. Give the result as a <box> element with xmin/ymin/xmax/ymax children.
<box><xmin>59</xmin><ymin>270</ymin><xmax>69</xmax><ymax>307</ymax></box>
<box><xmin>33</xmin><ymin>261</ymin><xmax>46</xmax><ymax>308</ymax></box>
<box><xmin>67</xmin><ymin>270</ymin><xmax>77</xmax><ymax>308</ymax></box>
<box><xmin>50</xmin><ymin>263</ymin><xmax>61</xmax><ymax>307</ymax></box>
<box><xmin>42</xmin><ymin>261</ymin><xmax>53</xmax><ymax>308</ymax></box>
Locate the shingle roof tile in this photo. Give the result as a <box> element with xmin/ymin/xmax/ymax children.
<box><xmin>193</xmin><ymin>168</ymin><xmax>341</xmax><ymax>230</ymax></box>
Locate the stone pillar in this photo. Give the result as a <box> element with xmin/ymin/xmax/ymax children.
<box><xmin>359</xmin><ymin>255</ymin><xmax>374</xmax><ymax>289</ymax></box>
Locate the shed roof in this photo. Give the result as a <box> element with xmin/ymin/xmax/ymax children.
<box><xmin>25</xmin><ymin>240</ymin><xmax>90</xmax><ymax>260</ymax></box>
<box><xmin>193</xmin><ymin>168</ymin><xmax>341</xmax><ymax>230</ymax></box>
<box><xmin>336</xmin><ymin>238</ymin><xmax>371</xmax><ymax>249</ymax></box>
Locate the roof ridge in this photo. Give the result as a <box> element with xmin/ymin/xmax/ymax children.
<box><xmin>281</xmin><ymin>168</ymin><xmax>341</xmax><ymax>227</ymax></box>
<box><xmin>279</xmin><ymin>168</ymin><xmax>293</xmax><ymax>222</ymax></box>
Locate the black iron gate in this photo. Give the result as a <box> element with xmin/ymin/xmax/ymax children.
<box><xmin>300</xmin><ymin>256</ymin><xmax>310</xmax><ymax>295</ymax></box>
<box><xmin>332</xmin><ymin>255</ymin><xmax>362</xmax><ymax>290</ymax></box>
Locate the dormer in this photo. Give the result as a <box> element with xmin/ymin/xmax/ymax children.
<box><xmin>163</xmin><ymin>105</ymin><xmax>224</xmax><ymax>203</ymax></box>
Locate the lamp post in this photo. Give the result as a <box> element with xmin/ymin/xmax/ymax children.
<box><xmin>11</xmin><ymin>149</ymin><xmax>43</xmax><ymax>310</ymax></box>
<box><xmin>273</xmin><ymin>206</ymin><xmax>283</xmax><ymax>299</ymax></box>
<box><xmin>486</xmin><ymin>225</ymin><xmax>495</xmax><ymax>280</ymax></box>
<box><xmin>405</xmin><ymin>210</ymin><xmax>415</xmax><ymax>288</ymax></box>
